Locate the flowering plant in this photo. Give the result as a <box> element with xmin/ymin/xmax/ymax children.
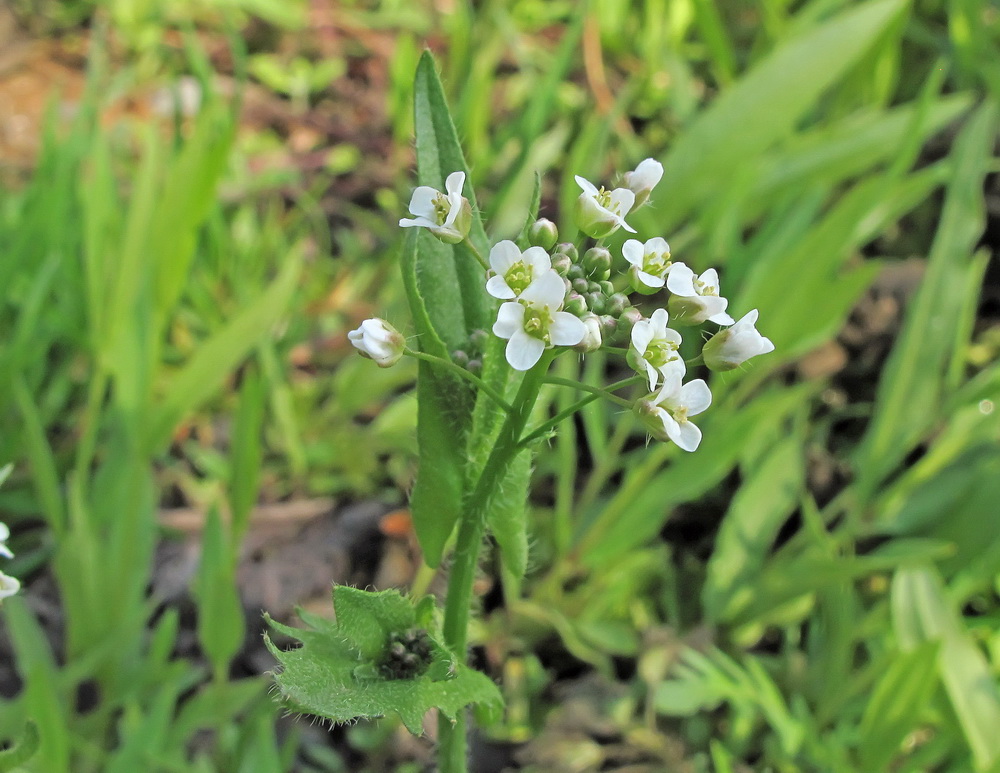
<box><xmin>268</xmin><ymin>52</ymin><xmax>772</xmax><ymax>772</ymax></box>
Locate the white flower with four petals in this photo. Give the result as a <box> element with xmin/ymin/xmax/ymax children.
<box><xmin>574</xmin><ymin>175</ymin><xmax>636</xmax><ymax>239</ymax></box>
<box><xmin>703</xmin><ymin>309</ymin><xmax>775</xmax><ymax>372</ymax></box>
<box><xmin>623</xmin><ymin>158</ymin><xmax>663</xmax><ymax>209</ymax></box>
<box><xmin>666</xmin><ymin>267</ymin><xmax>734</xmax><ymax>326</ymax></box>
<box><xmin>638</xmin><ymin>371</ymin><xmax>712</xmax><ymax>452</ymax></box>
<box><xmin>493</xmin><ymin>271</ymin><xmax>587</xmax><ymax>371</ymax></box>
<box><xmin>629</xmin><ymin>308</ymin><xmax>685</xmax><ymax>390</ymax></box>
<box><xmin>622</xmin><ymin>238</ymin><xmax>692</xmax><ymax>295</ymax></box>
<box><xmin>486</xmin><ymin>241</ymin><xmax>551</xmax><ymax>299</ymax></box>
<box><xmin>348</xmin><ymin>318</ymin><xmax>406</xmax><ymax>368</ymax></box>
<box><xmin>399</xmin><ymin>171</ymin><xmax>472</xmax><ymax>244</ymax></box>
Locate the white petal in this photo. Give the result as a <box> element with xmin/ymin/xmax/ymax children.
<box><xmin>637</xmin><ymin>270</ymin><xmax>665</xmax><ymax>289</ymax></box>
<box><xmin>0</xmin><ymin>546</ymin><xmax>12</xmax><ymax>560</ymax></box>
<box><xmin>575</xmin><ymin>175</ymin><xmax>599</xmax><ymax>195</ymax></box>
<box><xmin>0</xmin><ymin>571</ymin><xmax>19</xmax><ymax>599</ymax></box>
<box><xmin>631</xmin><ymin>319</ymin><xmax>654</xmax><ymax>354</ymax></box>
<box><xmin>631</xmin><ymin>158</ymin><xmax>663</xmax><ymax>189</ymax></box>
<box><xmin>643</xmin><ymin>360</ymin><xmax>659</xmax><ymax>391</ymax></box>
<box><xmin>445</xmin><ymin>171</ymin><xmax>466</xmax><ymax>196</ymax></box>
<box><xmin>679</xmin><ymin>379</ymin><xmax>712</xmax><ymax>416</ymax></box>
<box><xmin>758</xmin><ymin>336</ymin><xmax>775</xmax><ymax>355</ymax></box>
<box><xmin>520</xmin><ymin>270</ymin><xmax>566</xmax><ymax>310</ymax></box>
<box><xmin>609</xmin><ymin>188</ymin><xmax>636</xmax><ymax>219</ymax></box>
<box><xmin>486</xmin><ymin>275</ymin><xmax>516</xmax><ymax>299</ymax></box>
<box><xmin>549</xmin><ymin>312</ymin><xmax>587</xmax><ymax>346</ymax></box>
<box><xmin>645</xmin><ymin>236</ymin><xmax>669</xmax><ymax>255</ymax></box>
<box><xmin>708</xmin><ymin>310</ymin><xmax>735</xmax><ymax>326</ymax></box>
<box><xmin>658</xmin><ymin>358</ymin><xmax>686</xmax><ymax>381</ymax></box>
<box><xmin>506</xmin><ymin>329</ymin><xmax>545</xmax><ymax>371</ymax></box>
<box><xmin>649</xmin><ymin>308</ymin><xmax>669</xmax><ymax>335</ymax></box>
<box><xmin>399</xmin><ymin>216</ymin><xmax>438</xmax><ymax>229</ymax></box>
<box><xmin>443</xmin><ymin>195</ymin><xmax>462</xmax><ymax>227</ymax></box>
<box><xmin>654</xmin><ymin>368</ymin><xmax>683</xmax><ymax>402</ymax></box>
<box><xmin>670</xmin><ymin>420</ymin><xmax>703</xmax><ymax>452</ymax></box>
<box><xmin>699</xmin><ymin>268</ymin><xmax>721</xmax><ymax>293</ymax></box>
<box><xmin>493</xmin><ymin>302</ymin><xmax>524</xmax><ymax>338</ymax></box>
<box><xmin>622</xmin><ymin>239</ymin><xmax>644</xmax><ymax>267</ymax></box>
<box><xmin>665</xmin><ymin>263</ymin><xmax>696</xmax><ymax>296</ymax></box>
<box><xmin>734</xmin><ymin>309</ymin><xmax>760</xmax><ymax>331</ymax></box>
<box><xmin>490</xmin><ymin>240</ymin><xmax>521</xmax><ymax>274</ymax></box>
<box><xmin>522</xmin><ymin>246</ymin><xmax>552</xmax><ymax>274</ymax></box>
<box><xmin>407</xmin><ymin>186</ymin><xmax>440</xmax><ymax>220</ymax></box>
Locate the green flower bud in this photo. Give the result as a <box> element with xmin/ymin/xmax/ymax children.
<box><xmin>582</xmin><ymin>247</ymin><xmax>612</xmax><ymax>281</ymax></box>
<box><xmin>572</xmin><ymin>277</ymin><xmax>590</xmax><ymax>295</ymax></box>
<box><xmin>528</xmin><ymin>218</ymin><xmax>559</xmax><ymax>251</ymax></box>
<box><xmin>554</xmin><ymin>242</ymin><xmax>578</xmax><ymax>262</ymax></box>
<box><xmin>566</xmin><ymin>263</ymin><xmax>586</xmax><ymax>281</ymax></box>
<box><xmin>564</xmin><ymin>293</ymin><xmax>588</xmax><ymax>317</ymax></box>
<box><xmin>551</xmin><ymin>254</ymin><xmax>573</xmax><ymax>276</ymax></box>
<box><xmin>584</xmin><ymin>292</ymin><xmax>606</xmax><ymax>315</ymax></box>
<box><xmin>605</xmin><ymin>292</ymin><xmax>629</xmax><ymax>318</ymax></box>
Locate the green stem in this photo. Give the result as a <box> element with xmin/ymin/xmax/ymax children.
<box><xmin>461</xmin><ymin>237</ymin><xmax>490</xmax><ymax>271</ymax></box>
<box><xmin>437</xmin><ymin>352</ymin><xmax>554</xmax><ymax>772</ymax></box>
<box><xmin>521</xmin><ymin>375</ymin><xmax>643</xmax><ymax>447</ymax></box>
<box><xmin>543</xmin><ymin>376</ymin><xmax>634</xmax><ymax>409</ymax></box>
<box><xmin>405</xmin><ymin>348</ymin><xmax>513</xmax><ymax>414</ymax></box>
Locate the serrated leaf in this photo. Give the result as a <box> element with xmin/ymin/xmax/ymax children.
<box><xmin>267</xmin><ymin>587</ymin><xmax>502</xmax><ymax>734</ymax></box>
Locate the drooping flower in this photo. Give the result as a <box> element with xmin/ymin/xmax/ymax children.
<box><xmin>628</xmin><ymin>308</ymin><xmax>684</xmax><ymax>390</ymax></box>
<box><xmin>0</xmin><ymin>571</ymin><xmax>18</xmax><ymax>601</ymax></box>
<box><xmin>703</xmin><ymin>309</ymin><xmax>775</xmax><ymax>371</ymax></box>
<box><xmin>622</xmin><ymin>238</ymin><xmax>691</xmax><ymax>295</ymax></box>
<box><xmin>486</xmin><ymin>241</ymin><xmax>552</xmax><ymax>300</ymax></box>
<box><xmin>636</xmin><ymin>371</ymin><xmax>712</xmax><ymax>452</ymax></box>
<box><xmin>666</xmin><ymin>267</ymin><xmax>734</xmax><ymax>326</ymax></box>
<box><xmin>399</xmin><ymin>171</ymin><xmax>472</xmax><ymax>244</ymax></box>
<box><xmin>574</xmin><ymin>175</ymin><xmax>636</xmax><ymax>239</ymax></box>
<box><xmin>574</xmin><ymin>313</ymin><xmax>603</xmax><ymax>353</ymax></box>
<box><xmin>492</xmin><ymin>271</ymin><xmax>587</xmax><ymax>371</ymax></box>
<box><xmin>622</xmin><ymin>158</ymin><xmax>663</xmax><ymax>210</ymax></box>
<box><xmin>348</xmin><ymin>318</ymin><xmax>406</xmax><ymax>368</ymax></box>
<box><xmin>0</xmin><ymin>522</ymin><xmax>12</xmax><ymax>560</ymax></box>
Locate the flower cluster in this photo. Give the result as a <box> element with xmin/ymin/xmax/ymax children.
<box><xmin>353</xmin><ymin>160</ymin><xmax>774</xmax><ymax>452</ymax></box>
<box><xmin>0</xmin><ymin>521</ymin><xmax>19</xmax><ymax>602</ymax></box>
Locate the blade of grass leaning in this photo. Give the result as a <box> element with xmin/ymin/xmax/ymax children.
<box><xmin>147</xmin><ymin>254</ymin><xmax>301</xmax><ymax>454</ymax></box>
<box><xmin>893</xmin><ymin>566</ymin><xmax>1000</xmax><ymax>771</ymax></box>
<box><xmin>855</xmin><ymin>100</ymin><xmax>999</xmax><ymax>499</ymax></box>
<box><xmin>229</xmin><ymin>365</ymin><xmax>266</xmax><ymax>539</ymax></box>
<box><xmin>632</xmin><ymin>0</ymin><xmax>908</xmax><ymax>235</ymax></box>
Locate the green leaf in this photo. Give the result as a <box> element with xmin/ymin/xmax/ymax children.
<box><xmin>893</xmin><ymin>566</ymin><xmax>1000</xmax><ymax>771</ymax></box>
<box><xmin>486</xmin><ymin>447</ymin><xmax>532</xmax><ymax>580</ymax></box>
<box><xmin>194</xmin><ymin>507</ymin><xmax>244</xmax><ymax>676</ymax></box>
<box><xmin>634</xmin><ymin>0</ymin><xmax>908</xmax><ymax>234</ymax></box>
<box><xmin>229</xmin><ymin>366</ymin><xmax>266</xmax><ymax>539</ymax></box>
<box><xmin>857</xmin><ymin>641</ymin><xmax>940</xmax><ymax>771</ymax></box>
<box><xmin>267</xmin><ymin>587</ymin><xmax>502</xmax><ymax>734</ymax></box>
<box><xmin>703</xmin><ymin>434</ymin><xmax>806</xmax><ymax>622</ymax></box>
<box><xmin>0</xmin><ymin>722</ymin><xmax>40</xmax><ymax>772</ymax></box>
<box><xmin>148</xmin><ymin>252</ymin><xmax>300</xmax><ymax>454</ymax></box>
<box><xmin>855</xmin><ymin>101</ymin><xmax>999</xmax><ymax>497</ymax></box>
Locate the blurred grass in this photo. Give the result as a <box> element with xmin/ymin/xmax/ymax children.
<box><xmin>0</xmin><ymin>0</ymin><xmax>997</xmax><ymax>769</ymax></box>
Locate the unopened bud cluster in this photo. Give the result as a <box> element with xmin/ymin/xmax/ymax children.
<box><xmin>352</xmin><ymin>158</ymin><xmax>775</xmax><ymax>453</ymax></box>
<box><xmin>378</xmin><ymin>628</ymin><xmax>435</xmax><ymax>680</ymax></box>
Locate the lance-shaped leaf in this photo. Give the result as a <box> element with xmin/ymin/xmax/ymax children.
<box><xmin>266</xmin><ymin>587</ymin><xmax>502</xmax><ymax>735</ymax></box>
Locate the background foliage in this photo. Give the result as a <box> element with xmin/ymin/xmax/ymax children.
<box><xmin>0</xmin><ymin>0</ymin><xmax>998</xmax><ymax>770</ymax></box>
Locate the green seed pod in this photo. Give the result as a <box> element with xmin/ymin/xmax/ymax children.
<box><xmin>528</xmin><ymin>218</ymin><xmax>559</xmax><ymax>251</ymax></box>
<box><xmin>582</xmin><ymin>247</ymin><xmax>612</xmax><ymax>281</ymax></box>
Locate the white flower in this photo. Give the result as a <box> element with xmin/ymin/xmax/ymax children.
<box><xmin>492</xmin><ymin>271</ymin><xmax>587</xmax><ymax>371</ymax></box>
<box><xmin>348</xmin><ymin>318</ymin><xmax>405</xmax><ymax>368</ymax></box>
<box><xmin>574</xmin><ymin>175</ymin><xmax>636</xmax><ymax>239</ymax></box>
<box><xmin>703</xmin><ymin>309</ymin><xmax>775</xmax><ymax>371</ymax></box>
<box><xmin>0</xmin><ymin>570</ymin><xmax>18</xmax><ymax>601</ymax></box>
<box><xmin>399</xmin><ymin>171</ymin><xmax>472</xmax><ymax>244</ymax></box>
<box><xmin>622</xmin><ymin>238</ymin><xmax>692</xmax><ymax>295</ymax></box>
<box><xmin>623</xmin><ymin>158</ymin><xmax>663</xmax><ymax>209</ymax></box>
<box><xmin>0</xmin><ymin>522</ymin><xmax>12</xmax><ymax>560</ymax></box>
<box><xmin>666</xmin><ymin>267</ymin><xmax>734</xmax><ymax>325</ymax></box>
<box><xmin>628</xmin><ymin>308</ymin><xmax>685</xmax><ymax>390</ymax></box>
<box><xmin>636</xmin><ymin>371</ymin><xmax>712</xmax><ymax>452</ymax></box>
<box><xmin>486</xmin><ymin>241</ymin><xmax>552</xmax><ymax>299</ymax></box>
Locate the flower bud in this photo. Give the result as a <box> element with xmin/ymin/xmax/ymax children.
<box><xmin>702</xmin><ymin>310</ymin><xmax>775</xmax><ymax>371</ymax></box>
<box><xmin>554</xmin><ymin>242</ymin><xmax>578</xmax><ymax>262</ymax></box>
<box><xmin>551</xmin><ymin>253</ymin><xmax>573</xmax><ymax>276</ymax></box>
<box><xmin>599</xmin><ymin>314</ymin><xmax>618</xmax><ymax>338</ymax></box>
<box><xmin>564</xmin><ymin>293</ymin><xmax>588</xmax><ymax>317</ymax></box>
<box><xmin>584</xmin><ymin>292</ymin><xmax>606</xmax><ymax>315</ymax></box>
<box><xmin>572</xmin><ymin>277</ymin><xmax>590</xmax><ymax>295</ymax></box>
<box><xmin>451</xmin><ymin>350</ymin><xmax>470</xmax><ymax>368</ymax></box>
<box><xmin>528</xmin><ymin>218</ymin><xmax>559</xmax><ymax>251</ymax></box>
<box><xmin>566</xmin><ymin>263</ymin><xmax>586</xmax><ymax>282</ymax></box>
<box><xmin>0</xmin><ymin>570</ymin><xmax>19</xmax><ymax>601</ymax></box>
<box><xmin>573</xmin><ymin>314</ymin><xmax>603</xmax><ymax>353</ymax></box>
<box><xmin>467</xmin><ymin>359</ymin><xmax>482</xmax><ymax>375</ymax></box>
<box><xmin>605</xmin><ymin>292</ymin><xmax>629</xmax><ymax>318</ymax></box>
<box><xmin>348</xmin><ymin>318</ymin><xmax>405</xmax><ymax>368</ymax></box>
<box><xmin>582</xmin><ymin>247</ymin><xmax>612</xmax><ymax>281</ymax></box>
<box><xmin>470</xmin><ymin>328</ymin><xmax>490</xmax><ymax>349</ymax></box>
<box><xmin>623</xmin><ymin>158</ymin><xmax>663</xmax><ymax>211</ymax></box>
<box><xmin>618</xmin><ymin>307</ymin><xmax>643</xmax><ymax>334</ymax></box>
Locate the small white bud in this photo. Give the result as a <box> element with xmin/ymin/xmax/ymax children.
<box><xmin>348</xmin><ymin>318</ymin><xmax>405</xmax><ymax>368</ymax></box>
<box><xmin>702</xmin><ymin>310</ymin><xmax>774</xmax><ymax>371</ymax></box>
<box><xmin>623</xmin><ymin>158</ymin><xmax>663</xmax><ymax>210</ymax></box>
